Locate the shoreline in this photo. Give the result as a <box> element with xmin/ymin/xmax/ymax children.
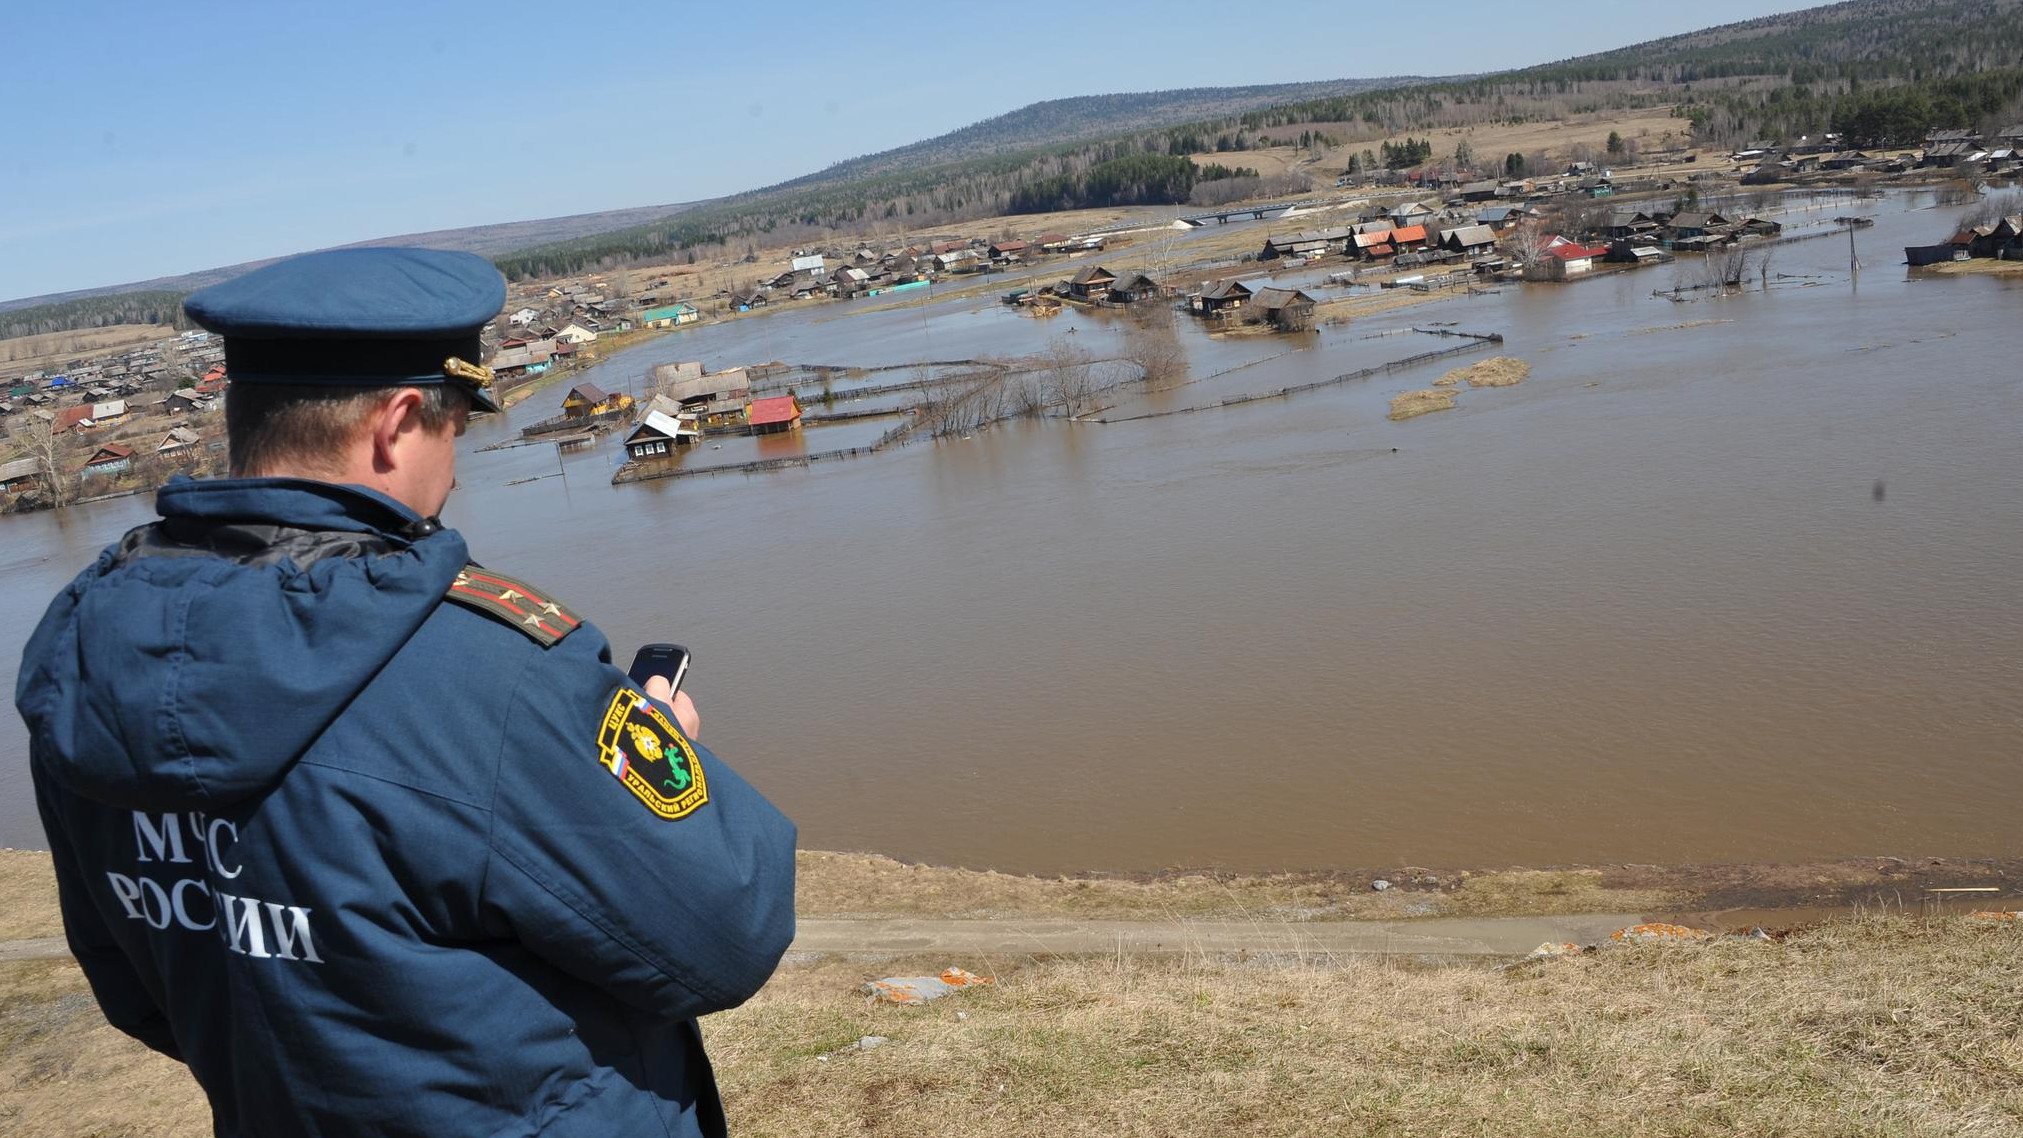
<box><xmin>7</xmin><ymin>847</ymin><xmax>2016</xmax><ymax>943</ymax></box>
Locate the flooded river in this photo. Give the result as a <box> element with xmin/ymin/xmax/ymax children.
<box><xmin>5</xmin><ymin>191</ymin><xmax>2019</xmax><ymax>873</ymax></box>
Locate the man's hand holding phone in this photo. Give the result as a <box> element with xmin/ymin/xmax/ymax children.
<box><xmin>631</xmin><ymin>643</ymin><xmax>701</xmax><ymax>740</ymax></box>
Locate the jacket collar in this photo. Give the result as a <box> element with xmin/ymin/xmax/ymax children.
<box><xmin>154</xmin><ymin>475</ymin><xmax>428</xmax><ymax>540</ymax></box>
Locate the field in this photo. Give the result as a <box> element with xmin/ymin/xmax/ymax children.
<box><xmin>0</xmin><ymin>324</ymin><xmax>176</xmax><ymax>370</ymax></box>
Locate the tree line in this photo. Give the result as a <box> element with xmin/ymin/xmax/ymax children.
<box><xmin>1</xmin><ymin>291</ymin><xmax>194</xmax><ymax>342</ymax></box>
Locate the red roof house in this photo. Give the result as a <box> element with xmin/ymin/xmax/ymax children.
<box><xmin>745</xmin><ymin>394</ymin><xmax>802</xmax><ymax>434</ymax></box>
<box><xmin>80</xmin><ymin>442</ymin><xmax>135</xmax><ymax>478</ymax></box>
<box><xmin>53</xmin><ymin>405</ymin><xmax>96</xmax><ymax>433</ymax></box>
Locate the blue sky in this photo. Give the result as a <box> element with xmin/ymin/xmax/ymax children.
<box><xmin>2</xmin><ymin>0</ymin><xmax>1819</xmax><ymax>302</ymax></box>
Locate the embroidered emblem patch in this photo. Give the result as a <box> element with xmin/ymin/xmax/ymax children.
<box><xmin>596</xmin><ymin>687</ymin><xmax>708</xmax><ymax>820</ymax></box>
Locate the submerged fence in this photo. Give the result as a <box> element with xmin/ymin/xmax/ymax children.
<box><xmin>1092</xmin><ymin>333</ymin><xmax>1503</xmax><ymax>425</ymax></box>
<box><xmin>613</xmin><ymin>334</ymin><xmax>1502</xmax><ymax>483</ymax></box>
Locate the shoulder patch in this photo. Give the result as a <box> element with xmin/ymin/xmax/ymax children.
<box><xmin>596</xmin><ymin>686</ymin><xmax>709</xmax><ymax>820</ymax></box>
<box><xmin>443</xmin><ymin>564</ymin><xmax>583</xmax><ymax>647</ymax></box>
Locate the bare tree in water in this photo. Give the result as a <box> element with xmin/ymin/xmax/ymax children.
<box><xmin>1040</xmin><ymin>337</ymin><xmax>1098</xmax><ymax>417</ymax></box>
<box><xmin>1122</xmin><ymin>305</ymin><xmax>1187</xmax><ymax>390</ymax></box>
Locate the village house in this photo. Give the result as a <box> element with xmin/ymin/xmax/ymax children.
<box><xmin>641</xmin><ymin>302</ymin><xmax>700</xmax><ymax>328</ymax></box>
<box><xmin>745</xmin><ymin>394</ymin><xmax>802</xmax><ymax>435</ymax></box>
<box><xmin>1191</xmin><ymin>279</ymin><xmax>1253</xmax><ymax>316</ymax></box>
<box><xmin>1389</xmin><ymin>224</ymin><xmax>1430</xmax><ymax>252</ymax></box>
<box><xmin>1458</xmin><ymin>180</ymin><xmax>1501</xmax><ymax>202</ymax></box>
<box><xmin>53</xmin><ymin>399</ymin><xmax>130</xmax><ymax>434</ymax></box>
<box><xmin>1248</xmin><ymin>287</ymin><xmax>1317</xmax><ymax>331</ymax></box>
<box><xmin>1666</xmin><ymin>212</ymin><xmax>1731</xmax><ymax>241</ymax></box>
<box><xmin>652</xmin><ymin>363</ymin><xmax>751</xmax><ymax>428</ymax></box>
<box><xmin>0</xmin><ymin>456</ymin><xmax>43</xmax><ymax>493</ymax></box>
<box><xmin>1108</xmin><ymin>273</ymin><xmax>1164</xmax><ymax>304</ymax></box>
<box><xmin>156</xmin><ymin>426</ymin><xmax>202</xmax><ymax>455</ymax></box>
<box><xmin>1538</xmin><ymin>238</ymin><xmax>1609</xmax><ymax>279</ymax></box>
<box><xmin>1388</xmin><ymin>200</ymin><xmax>1437</xmax><ymax>227</ymax></box>
<box><xmin>80</xmin><ymin>442</ymin><xmax>135</xmax><ymax>479</ymax></box>
<box><xmin>1440</xmin><ymin>224</ymin><xmax>1498</xmax><ymax>256</ymax></box>
<box><xmin>1354</xmin><ymin>229</ymin><xmax>1398</xmax><ymax>260</ymax></box>
<box><xmin>561</xmin><ymin>382</ymin><xmax>632</xmax><ymax>419</ymax></box>
<box><xmin>623</xmin><ymin>410</ymin><xmax>699</xmax><ymax>460</ymax></box>
<box><xmin>508</xmin><ymin>307</ymin><xmax>541</xmax><ymax>328</ymax></box>
<box><xmin>554</xmin><ymin>323</ymin><xmax>598</xmax><ymax>345</ymax></box>
<box><xmin>988</xmin><ymin>239</ymin><xmax>1028</xmax><ymax>262</ymax></box>
<box><xmin>1068</xmin><ymin>265</ymin><xmax>1119</xmax><ymax>301</ymax></box>
<box><xmin>1606</xmin><ymin>239</ymin><xmax>1667</xmax><ymax>266</ymax></box>
<box><xmin>1261</xmin><ymin>228</ymin><xmax>1350</xmax><ymax>260</ymax></box>
<box><xmin>1594</xmin><ymin>210</ymin><xmax>1657</xmax><ymax>242</ymax></box>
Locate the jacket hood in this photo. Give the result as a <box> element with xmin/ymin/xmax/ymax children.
<box><xmin>16</xmin><ymin>477</ymin><xmax>470</xmax><ymax>812</ymax></box>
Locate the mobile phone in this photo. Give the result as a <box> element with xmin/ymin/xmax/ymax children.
<box><xmin>628</xmin><ymin>643</ymin><xmax>691</xmax><ymax>694</ymax></box>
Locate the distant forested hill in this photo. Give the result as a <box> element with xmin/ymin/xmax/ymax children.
<box><xmin>768</xmin><ymin>81</ymin><xmax>1428</xmax><ymax>191</ymax></box>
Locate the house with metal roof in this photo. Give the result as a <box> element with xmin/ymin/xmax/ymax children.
<box><xmin>623</xmin><ymin>410</ymin><xmax>699</xmax><ymax>460</ymax></box>
<box><xmin>80</xmin><ymin>442</ymin><xmax>135</xmax><ymax>479</ymax></box>
<box><xmin>745</xmin><ymin>394</ymin><xmax>802</xmax><ymax>435</ymax></box>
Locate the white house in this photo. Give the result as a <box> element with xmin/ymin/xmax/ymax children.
<box><xmin>555</xmin><ymin>323</ymin><xmax>599</xmax><ymax>345</ymax></box>
<box><xmin>508</xmin><ymin>306</ymin><xmax>541</xmax><ymax>327</ymax></box>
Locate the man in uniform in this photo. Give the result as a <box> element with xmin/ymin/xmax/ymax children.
<box><xmin>17</xmin><ymin>248</ymin><xmax>797</xmax><ymax>1137</ymax></box>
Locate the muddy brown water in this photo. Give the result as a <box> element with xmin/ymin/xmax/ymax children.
<box><xmin>5</xmin><ymin>191</ymin><xmax>2020</xmax><ymax>874</ymax></box>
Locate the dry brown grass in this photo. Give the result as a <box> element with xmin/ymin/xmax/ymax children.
<box><xmin>14</xmin><ymin>919</ymin><xmax>2014</xmax><ymax>1137</ymax></box>
<box><xmin>713</xmin><ymin>917</ymin><xmax>2023</xmax><ymax>1137</ymax></box>
<box><xmin>1441</xmin><ymin>356</ymin><xmax>1530</xmax><ymax>388</ymax></box>
<box><xmin>0</xmin><ymin>325</ymin><xmax>175</xmax><ymax>369</ymax></box>
<box><xmin>0</xmin><ymin>851</ymin><xmax>59</xmax><ymax>941</ymax></box>
<box><xmin>0</xmin><ymin>958</ymin><xmax>209</xmax><ymax>1137</ymax></box>
<box><xmin>1388</xmin><ymin>388</ymin><xmax>1456</xmax><ymax>421</ymax></box>
<box><xmin>1929</xmin><ymin>258</ymin><xmax>2023</xmax><ymax>276</ymax></box>
<box><xmin>7</xmin><ymin>837</ymin><xmax>2019</xmax><ymax>1138</ymax></box>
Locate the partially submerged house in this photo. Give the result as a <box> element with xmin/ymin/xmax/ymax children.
<box><xmin>1106</xmin><ymin>273</ymin><xmax>1163</xmax><ymax>304</ymax></box>
<box><xmin>745</xmin><ymin>394</ymin><xmax>803</xmax><ymax>435</ymax></box>
<box><xmin>1191</xmin><ymin>279</ymin><xmax>1253</xmax><ymax>316</ymax></box>
<box><xmin>623</xmin><ymin>410</ymin><xmax>699</xmax><ymax>460</ymax></box>
<box><xmin>1068</xmin><ymin>265</ymin><xmax>1118</xmax><ymax>301</ymax></box>
<box><xmin>562</xmin><ymin>382</ymin><xmax>631</xmax><ymax>419</ymax></box>
<box><xmin>1249</xmin><ymin>287</ymin><xmax>1317</xmax><ymax>331</ymax></box>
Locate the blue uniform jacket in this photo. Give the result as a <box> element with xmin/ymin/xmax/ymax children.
<box><xmin>17</xmin><ymin>477</ymin><xmax>797</xmax><ymax>1137</ymax></box>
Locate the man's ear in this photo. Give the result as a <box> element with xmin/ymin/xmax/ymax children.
<box><xmin>369</xmin><ymin>388</ymin><xmax>426</xmax><ymax>474</ymax></box>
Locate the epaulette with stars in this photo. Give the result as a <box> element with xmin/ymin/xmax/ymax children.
<box><xmin>442</xmin><ymin>565</ymin><xmax>583</xmax><ymax>647</ymax></box>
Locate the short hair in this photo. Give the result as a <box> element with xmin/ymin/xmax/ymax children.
<box><xmin>226</xmin><ymin>384</ymin><xmax>467</xmax><ymax>476</ymax></box>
